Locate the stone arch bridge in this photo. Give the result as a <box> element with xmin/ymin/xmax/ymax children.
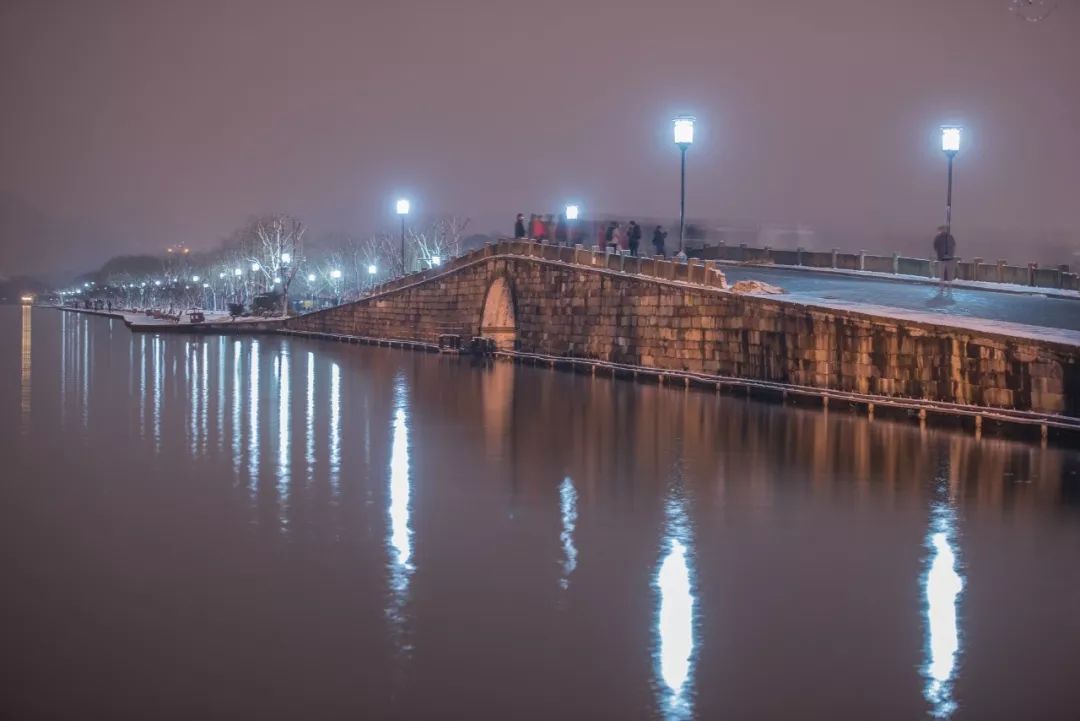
<box><xmin>284</xmin><ymin>239</ymin><xmax>1080</xmax><ymax>422</ymax></box>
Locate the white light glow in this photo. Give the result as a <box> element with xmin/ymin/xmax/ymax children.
<box><xmin>329</xmin><ymin>362</ymin><xmax>340</xmax><ymax>492</ymax></box>
<box><xmin>941</xmin><ymin>126</ymin><xmax>961</xmax><ymax>154</ymax></box>
<box><xmin>389</xmin><ymin>405</ymin><xmax>412</xmax><ymax>567</ymax></box>
<box><xmin>565</xmin><ymin>204</ymin><xmax>580</xmax><ymax>221</ymax></box>
<box><xmin>654</xmin><ymin>495</ymin><xmax>696</xmax><ymax>720</ymax></box>
<box><xmin>273</xmin><ymin>277</ymin><xmax>282</xmax><ymax>284</ymax></box>
<box><xmin>330</xmin><ymin>269</ymin><xmax>342</xmax><ymax>279</ymax></box>
<box><xmin>673</xmin><ymin>116</ymin><xmax>695</xmax><ymax>146</ymax></box>
<box><xmin>307</xmin><ymin>273</ymin><xmax>316</xmax><ymax>282</ymax></box>
<box><xmin>154</xmin><ymin>280</ymin><xmax>162</xmax><ymax>286</ymax></box>
<box><xmin>192</xmin><ymin>275</ymin><xmax>200</xmax><ymax>282</ymax></box>
<box><xmin>234</xmin><ymin>268</ymin><xmax>243</xmax><ymax>277</ymax></box>
<box><xmin>431</xmin><ymin>256</ymin><xmax>441</xmax><ymax>266</ymax></box>
<box><xmin>559</xmin><ymin>477</ymin><xmax>578</xmax><ymax>590</ymax></box>
<box><xmin>396</xmin><ymin>198</ymin><xmax>410</xmax><ymax>215</ymax></box>
<box><xmin>923</xmin><ymin>504</ymin><xmax>964</xmax><ymax>719</ymax></box>
<box><xmin>219</xmin><ymin>272</ymin><xmax>226</xmax><ymax>279</ymax></box>
<box><xmin>277</xmin><ymin>350</ymin><xmax>290</xmax><ymax>503</ymax></box>
<box><xmin>251</xmin><ymin>262</ymin><xmax>260</xmax><ymax>272</ymax></box>
<box><xmin>367</xmin><ymin>264</ymin><xmax>377</xmax><ymax>275</ymax></box>
<box><xmin>281</xmin><ymin>252</ymin><xmax>291</xmax><ymax>264</ymax></box>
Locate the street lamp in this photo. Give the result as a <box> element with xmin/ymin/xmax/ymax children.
<box><xmin>673</xmin><ymin>115</ymin><xmax>695</xmax><ymax>259</ymax></box>
<box><xmin>368</xmin><ymin>264</ymin><xmax>377</xmax><ymax>276</ymax></box>
<box><xmin>941</xmin><ymin>126</ymin><xmax>961</xmax><ymax>237</ymax></box>
<box><xmin>330</xmin><ymin>269</ymin><xmax>342</xmax><ymax>279</ymax></box>
<box><xmin>396</xmin><ymin>198</ymin><xmax>410</xmax><ymax>275</ymax></box>
<box><xmin>234</xmin><ymin>268</ymin><xmax>242</xmax><ymax>277</ymax></box>
<box><xmin>192</xmin><ymin>275</ymin><xmax>200</xmax><ymax>282</ymax></box>
<box><xmin>307</xmin><ymin>273</ymin><xmax>316</xmax><ymax>282</ymax></box>
<box><xmin>431</xmin><ymin>255</ymin><xmax>441</xmax><ymax>267</ymax></box>
<box><xmin>281</xmin><ymin>252</ymin><xmax>291</xmax><ymax>264</ymax></box>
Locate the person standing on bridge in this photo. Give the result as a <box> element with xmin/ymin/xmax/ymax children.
<box><xmin>530</xmin><ymin>214</ymin><xmax>545</xmax><ymax>241</ymax></box>
<box><xmin>652</xmin><ymin>225</ymin><xmax>668</xmax><ymax>257</ymax></box>
<box><xmin>933</xmin><ymin>225</ymin><xmax>957</xmax><ymax>292</ymax></box>
<box><xmin>627</xmin><ymin>221</ymin><xmax>642</xmax><ymax>257</ymax></box>
<box><xmin>514</xmin><ymin>213</ymin><xmax>526</xmax><ymax>239</ymax></box>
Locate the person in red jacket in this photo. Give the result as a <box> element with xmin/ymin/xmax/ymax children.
<box><xmin>530</xmin><ymin>214</ymin><xmax>545</xmax><ymax>240</ymax></box>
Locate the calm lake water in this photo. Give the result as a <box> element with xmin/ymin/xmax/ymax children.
<box><xmin>2</xmin><ymin>306</ymin><xmax>1080</xmax><ymax>720</ymax></box>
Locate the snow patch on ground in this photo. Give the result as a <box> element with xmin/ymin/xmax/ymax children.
<box><xmin>730</xmin><ymin>280</ymin><xmax>785</xmax><ymax>294</ymax></box>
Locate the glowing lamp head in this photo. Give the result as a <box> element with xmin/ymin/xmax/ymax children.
<box><xmin>307</xmin><ymin>273</ymin><xmax>316</xmax><ymax>282</ymax></box>
<box><xmin>251</xmin><ymin>262</ymin><xmax>259</xmax><ymax>272</ymax></box>
<box><xmin>202</xmin><ymin>283</ymin><xmax>209</xmax><ymax>288</ymax></box>
<box><xmin>330</xmin><ymin>269</ymin><xmax>342</xmax><ymax>279</ymax></box>
<box><xmin>565</xmin><ymin>204</ymin><xmax>580</xmax><ymax>221</ymax></box>
<box><xmin>281</xmin><ymin>252</ymin><xmax>291</xmax><ymax>264</ymax></box>
<box><xmin>367</xmin><ymin>264</ymin><xmax>377</xmax><ymax>275</ymax></box>
<box><xmin>218</xmin><ymin>272</ymin><xmax>225</xmax><ymax>279</ymax></box>
<box><xmin>154</xmin><ymin>280</ymin><xmax>162</xmax><ymax>286</ymax></box>
<box><xmin>192</xmin><ymin>275</ymin><xmax>200</xmax><ymax>282</ymax></box>
<box><xmin>273</xmin><ymin>277</ymin><xmax>282</xmax><ymax>284</ymax></box>
<box><xmin>396</xmin><ymin>198</ymin><xmax>410</xmax><ymax>215</ymax></box>
<box><xmin>234</xmin><ymin>268</ymin><xmax>242</xmax><ymax>277</ymax></box>
<box><xmin>431</xmin><ymin>256</ymin><xmax>441</xmax><ymax>266</ymax></box>
<box><xmin>941</xmin><ymin>126</ymin><xmax>961</xmax><ymax>154</ymax></box>
<box><xmin>673</xmin><ymin>116</ymin><xmax>695</xmax><ymax>146</ymax></box>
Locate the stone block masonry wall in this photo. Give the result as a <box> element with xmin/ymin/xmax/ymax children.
<box><xmin>285</xmin><ymin>244</ymin><xmax>1080</xmax><ymax>417</ymax></box>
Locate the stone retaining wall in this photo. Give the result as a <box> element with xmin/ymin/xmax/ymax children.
<box><xmin>285</xmin><ymin>243</ymin><xmax>1080</xmax><ymax>417</ymax></box>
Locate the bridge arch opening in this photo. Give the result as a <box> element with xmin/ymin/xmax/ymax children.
<box><xmin>480</xmin><ymin>276</ymin><xmax>517</xmax><ymax>350</ymax></box>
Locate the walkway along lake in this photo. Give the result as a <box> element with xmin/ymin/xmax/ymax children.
<box><xmin>3</xmin><ymin>306</ymin><xmax>1080</xmax><ymax>720</ymax></box>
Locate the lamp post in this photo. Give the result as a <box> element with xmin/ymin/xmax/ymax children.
<box><xmin>565</xmin><ymin>204</ymin><xmax>579</xmax><ymax>245</ymax></box>
<box><xmin>673</xmin><ymin>116</ymin><xmax>695</xmax><ymax>259</ymax></box>
<box><xmin>940</xmin><ymin>126</ymin><xmax>961</xmax><ymax>237</ymax></box>
<box><xmin>396</xmin><ymin>198</ymin><xmax>410</xmax><ymax>275</ymax></box>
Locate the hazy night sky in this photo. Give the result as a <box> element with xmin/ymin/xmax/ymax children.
<box><xmin>1</xmin><ymin>0</ymin><xmax>1077</xmax><ymax>278</ymax></box>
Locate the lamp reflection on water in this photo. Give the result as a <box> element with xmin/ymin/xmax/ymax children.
<box><xmin>248</xmin><ymin>340</ymin><xmax>260</xmax><ymax>488</ymax></box>
<box><xmin>232</xmin><ymin>340</ymin><xmax>242</xmax><ymax>476</ymax></box>
<box><xmin>138</xmin><ymin>335</ymin><xmax>146</xmax><ymax>440</ymax></box>
<box><xmin>389</xmin><ymin>382</ymin><xmax>412</xmax><ymax>571</ymax></box>
<box><xmin>277</xmin><ymin>349</ymin><xmax>291</xmax><ymax>524</ymax></box>
<box><xmin>329</xmin><ymin>362</ymin><xmax>341</xmax><ymax>494</ymax></box>
<box><xmin>305</xmin><ymin>352</ymin><xmax>315</xmax><ymax>482</ymax></box>
<box><xmin>923</xmin><ymin>501</ymin><xmax>964</xmax><ymax>718</ymax></box>
<box><xmin>20</xmin><ymin>305</ymin><xmax>32</xmax><ymax>433</ymax></box>
<box><xmin>201</xmin><ymin>342</ymin><xmax>209</xmax><ymax>453</ymax></box>
<box><xmin>387</xmin><ymin>377</ymin><xmax>414</xmax><ymax>642</ymax></box>
<box><xmin>152</xmin><ymin>336</ymin><xmax>162</xmax><ymax>452</ymax></box>
<box><xmin>559</xmin><ymin>476</ymin><xmax>578</xmax><ymax>590</ymax></box>
<box><xmin>654</xmin><ymin>493</ymin><xmax>697</xmax><ymax>720</ymax></box>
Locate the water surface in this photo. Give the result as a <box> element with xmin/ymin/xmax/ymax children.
<box><xmin>2</xmin><ymin>307</ymin><xmax>1079</xmax><ymax>720</ymax></box>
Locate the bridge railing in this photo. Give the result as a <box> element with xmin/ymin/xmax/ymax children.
<box><xmin>696</xmin><ymin>242</ymin><xmax>1079</xmax><ymax>291</ymax></box>
<box><xmin>347</xmin><ymin>238</ymin><xmax>735</xmax><ymax>304</ymax></box>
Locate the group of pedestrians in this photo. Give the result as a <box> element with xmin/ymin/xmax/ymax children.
<box><xmin>514</xmin><ymin>213</ymin><xmax>574</xmax><ymax>245</ymax></box>
<box><xmin>514</xmin><ymin>213</ymin><xmax>671</xmax><ymax>258</ymax></box>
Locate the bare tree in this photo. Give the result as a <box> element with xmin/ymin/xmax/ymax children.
<box><xmin>242</xmin><ymin>214</ymin><xmax>306</xmax><ymax>315</ymax></box>
<box><xmin>409</xmin><ymin>216</ymin><xmax>470</xmax><ymax>269</ymax></box>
